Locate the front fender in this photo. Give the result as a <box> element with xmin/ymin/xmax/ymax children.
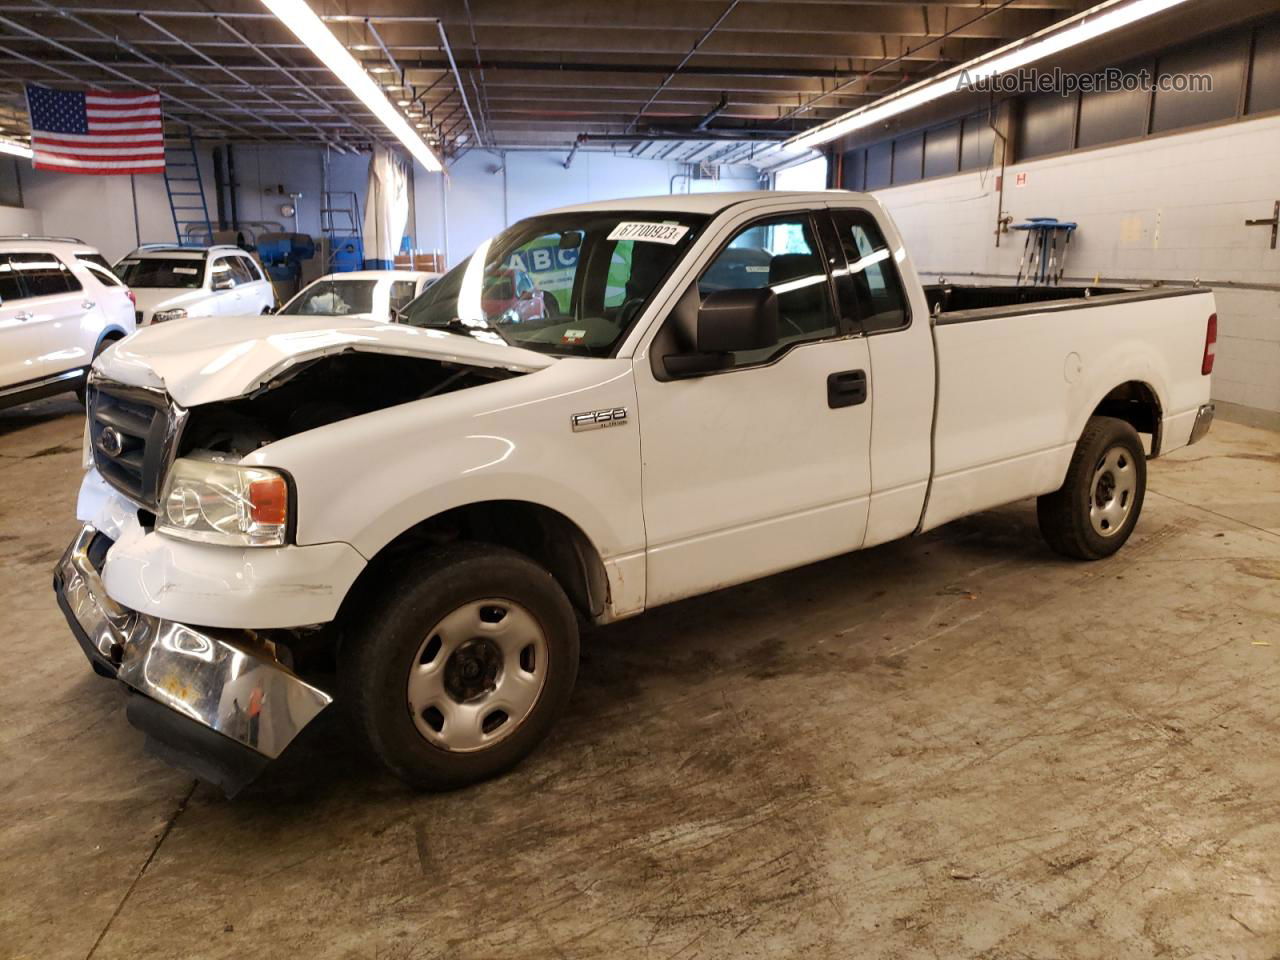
<box><xmin>242</xmin><ymin>356</ymin><xmax>645</xmax><ymax>594</ymax></box>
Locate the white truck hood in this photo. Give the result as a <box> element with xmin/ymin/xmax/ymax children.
<box><xmin>96</xmin><ymin>313</ymin><xmax>553</xmax><ymax>407</ymax></box>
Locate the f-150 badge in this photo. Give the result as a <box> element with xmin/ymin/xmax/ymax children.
<box><xmin>571</xmin><ymin>407</ymin><xmax>628</xmax><ymax>432</ymax></box>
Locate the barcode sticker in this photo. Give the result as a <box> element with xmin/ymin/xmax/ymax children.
<box><xmin>607</xmin><ymin>221</ymin><xmax>689</xmax><ymax>245</ymax></box>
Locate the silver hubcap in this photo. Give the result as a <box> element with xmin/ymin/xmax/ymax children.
<box><xmin>407</xmin><ymin>599</ymin><xmax>548</xmax><ymax>752</ymax></box>
<box><xmin>1089</xmin><ymin>444</ymin><xmax>1137</xmax><ymax>537</ymax></box>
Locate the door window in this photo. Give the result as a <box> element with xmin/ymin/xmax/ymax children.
<box><xmin>7</xmin><ymin>252</ymin><xmax>82</xmax><ymax>296</ymax></box>
<box><xmin>830</xmin><ymin>210</ymin><xmax>909</xmax><ymax>333</ymax></box>
<box><xmin>388</xmin><ymin>280</ymin><xmax>417</xmax><ymax>313</ymax></box>
<box><xmin>0</xmin><ymin>255</ymin><xmax>25</xmax><ymax>301</ymax></box>
<box><xmin>75</xmin><ymin>252</ymin><xmax>122</xmax><ymax>286</ymax></box>
<box><xmin>235</xmin><ymin>256</ymin><xmax>263</xmax><ymax>282</ymax></box>
<box><xmin>697</xmin><ymin>214</ymin><xmax>837</xmax><ymax>368</ymax></box>
<box><xmin>227</xmin><ymin>257</ymin><xmax>256</xmax><ymax>285</ymax></box>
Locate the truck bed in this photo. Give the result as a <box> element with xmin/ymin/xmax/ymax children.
<box><xmin>925</xmin><ymin>282</ymin><xmax>1134</xmax><ymax>316</ymax></box>
<box><xmin>920</xmin><ymin>284</ymin><xmax>1215</xmax><ymax>532</ymax></box>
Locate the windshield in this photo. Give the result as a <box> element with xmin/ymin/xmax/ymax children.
<box><xmin>116</xmin><ymin>258</ymin><xmax>204</xmax><ymax>289</ymax></box>
<box><xmin>280</xmin><ymin>279</ymin><xmax>378</xmax><ymax>316</ymax></box>
<box><xmin>399</xmin><ymin>210</ymin><xmax>707</xmax><ymax>356</ymax></box>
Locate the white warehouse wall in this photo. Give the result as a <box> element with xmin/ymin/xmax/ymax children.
<box><xmin>413</xmin><ymin>150</ymin><xmax>762</xmax><ymax>268</ymax></box>
<box><xmin>20</xmin><ymin>166</ymin><xmax>174</xmax><ymax>261</ymax></box>
<box><xmin>14</xmin><ymin>145</ymin><xmax>761</xmax><ymax>273</ymax></box>
<box><xmin>865</xmin><ymin>113</ymin><xmax>1280</xmax><ymax>415</ymax></box>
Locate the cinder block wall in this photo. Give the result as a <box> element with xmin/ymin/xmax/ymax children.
<box><xmin>867</xmin><ymin>114</ymin><xmax>1280</xmax><ymax>415</ymax></box>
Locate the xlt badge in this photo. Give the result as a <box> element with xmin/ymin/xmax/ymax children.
<box><xmin>571</xmin><ymin>407</ymin><xmax>628</xmax><ymax>432</ymax></box>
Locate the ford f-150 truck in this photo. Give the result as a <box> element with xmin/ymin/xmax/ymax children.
<box><xmin>54</xmin><ymin>191</ymin><xmax>1217</xmax><ymax>796</ymax></box>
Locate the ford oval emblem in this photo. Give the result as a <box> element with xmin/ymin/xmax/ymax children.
<box><xmin>100</xmin><ymin>426</ymin><xmax>124</xmax><ymax>458</ymax></box>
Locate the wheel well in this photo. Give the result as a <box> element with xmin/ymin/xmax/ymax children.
<box><xmin>349</xmin><ymin>500</ymin><xmax>610</xmax><ymax>621</ymax></box>
<box><xmin>1092</xmin><ymin>381</ymin><xmax>1162</xmax><ymax>456</ymax></box>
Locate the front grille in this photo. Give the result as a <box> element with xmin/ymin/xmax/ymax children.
<box><xmin>87</xmin><ymin>379</ymin><xmax>179</xmax><ymax>510</ymax></box>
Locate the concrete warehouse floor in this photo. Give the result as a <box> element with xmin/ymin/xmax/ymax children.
<box><xmin>1</xmin><ymin>397</ymin><xmax>1278</xmax><ymax>960</ymax></box>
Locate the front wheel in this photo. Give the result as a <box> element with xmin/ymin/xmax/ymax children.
<box><xmin>341</xmin><ymin>543</ymin><xmax>579</xmax><ymax>790</ymax></box>
<box><xmin>1038</xmin><ymin>415</ymin><xmax>1147</xmax><ymax>560</ymax></box>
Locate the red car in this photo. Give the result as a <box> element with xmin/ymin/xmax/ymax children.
<box><xmin>481</xmin><ymin>267</ymin><xmax>556</xmax><ymax>322</ymax></box>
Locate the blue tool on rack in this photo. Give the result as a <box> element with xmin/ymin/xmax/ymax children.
<box><xmin>1013</xmin><ymin>217</ymin><xmax>1077</xmax><ymax>286</ymax></box>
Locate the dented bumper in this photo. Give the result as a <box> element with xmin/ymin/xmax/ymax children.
<box><xmin>54</xmin><ymin>524</ymin><xmax>333</xmax><ymax>796</ymax></box>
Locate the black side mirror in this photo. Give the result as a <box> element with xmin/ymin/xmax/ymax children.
<box><xmin>661</xmin><ymin>288</ymin><xmax>778</xmax><ymax>378</ymax></box>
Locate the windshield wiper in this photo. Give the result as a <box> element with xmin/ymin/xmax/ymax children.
<box><xmin>418</xmin><ymin>317</ymin><xmax>511</xmax><ymax>345</ymax></box>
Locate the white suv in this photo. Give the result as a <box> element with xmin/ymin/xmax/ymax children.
<box><xmin>115</xmin><ymin>244</ymin><xmax>275</xmax><ymax>325</ymax></box>
<box><xmin>0</xmin><ymin>236</ymin><xmax>135</xmax><ymax>410</ymax></box>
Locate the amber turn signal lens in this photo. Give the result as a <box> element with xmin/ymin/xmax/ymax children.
<box><xmin>249</xmin><ymin>475</ymin><xmax>289</xmax><ymax>526</ymax></box>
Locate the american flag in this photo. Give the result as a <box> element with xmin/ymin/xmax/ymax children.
<box><xmin>25</xmin><ymin>83</ymin><xmax>164</xmax><ymax>175</ymax></box>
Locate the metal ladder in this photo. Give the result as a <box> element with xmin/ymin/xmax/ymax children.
<box><xmin>320</xmin><ymin>191</ymin><xmax>364</xmax><ymax>272</ymax></box>
<box><xmin>163</xmin><ymin>128</ymin><xmax>213</xmax><ymax>247</ymax></box>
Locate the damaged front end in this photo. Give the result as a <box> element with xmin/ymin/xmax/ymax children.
<box><xmin>54</xmin><ymin>524</ymin><xmax>332</xmax><ymax>796</ymax></box>
<box><xmin>56</xmin><ymin>318</ymin><xmax>551</xmax><ymax>795</ymax></box>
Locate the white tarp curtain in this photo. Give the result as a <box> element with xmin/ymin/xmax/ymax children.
<box><xmin>362</xmin><ymin>144</ymin><xmax>410</xmax><ymax>266</ymax></box>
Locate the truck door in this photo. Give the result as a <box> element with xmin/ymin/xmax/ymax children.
<box><xmin>826</xmin><ymin>204</ymin><xmax>935</xmax><ymax>547</ymax></box>
<box><xmin>634</xmin><ymin>209</ymin><xmax>874</xmax><ymax>608</ymax></box>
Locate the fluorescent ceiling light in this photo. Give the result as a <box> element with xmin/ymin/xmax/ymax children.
<box><xmin>259</xmin><ymin>0</ymin><xmax>443</xmax><ymax>172</ymax></box>
<box><xmin>0</xmin><ymin>138</ymin><xmax>32</xmax><ymax>159</ymax></box>
<box><xmin>787</xmin><ymin>0</ymin><xmax>1193</xmax><ymax>151</ymax></box>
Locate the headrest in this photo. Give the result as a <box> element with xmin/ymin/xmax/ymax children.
<box><xmin>768</xmin><ymin>253</ymin><xmax>820</xmax><ymax>286</ymax></box>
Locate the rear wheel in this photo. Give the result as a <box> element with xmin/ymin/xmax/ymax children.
<box><xmin>341</xmin><ymin>543</ymin><xmax>579</xmax><ymax>790</ymax></box>
<box><xmin>1038</xmin><ymin>415</ymin><xmax>1147</xmax><ymax>560</ymax></box>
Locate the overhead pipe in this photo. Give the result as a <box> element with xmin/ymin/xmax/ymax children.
<box><xmin>693</xmin><ymin>93</ymin><xmax>729</xmax><ymax>132</ymax></box>
<box><xmin>563</xmin><ymin>136</ymin><xmax>582</xmax><ymax>169</ymax></box>
<box><xmin>436</xmin><ymin>20</ymin><xmax>484</xmax><ymax>151</ymax></box>
<box><xmin>627</xmin><ymin>0</ymin><xmax>741</xmax><ymax>133</ymax></box>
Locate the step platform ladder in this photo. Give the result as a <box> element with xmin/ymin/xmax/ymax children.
<box><xmin>1013</xmin><ymin>217</ymin><xmax>1078</xmax><ymax>286</ymax></box>
<box><xmin>163</xmin><ymin>128</ymin><xmax>214</xmax><ymax>247</ymax></box>
<box><xmin>321</xmin><ymin>191</ymin><xmax>364</xmax><ymax>272</ymax></box>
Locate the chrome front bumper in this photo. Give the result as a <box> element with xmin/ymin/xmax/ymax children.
<box><xmin>1189</xmin><ymin>402</ymin><xmax>1215</xmax><ymax>445</ymax></box>
<box><xmin>54</xmin><ymin>524</ymin><xmax>333</xmax><ymax>796</ymax></box>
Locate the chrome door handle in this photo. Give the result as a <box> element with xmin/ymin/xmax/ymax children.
<box><xmin>14</xmin><ymin>311</ymin><xmax>32</xmax><ymax>321</ymax></box>
<box><xmin>81</xmin><ymin>300</ymin><xmax>95</xmax><ymax>310</ymax></box>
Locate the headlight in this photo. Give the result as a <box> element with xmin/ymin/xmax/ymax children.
<box><xmin>158</xmin><ymin>457</ymin><xmax>290</xmax><ymax>547</ymax></box>
<box><xmin>152</xmin><ymin>308</ymin><xmax>187</xmax><ymax>324</ymax></box>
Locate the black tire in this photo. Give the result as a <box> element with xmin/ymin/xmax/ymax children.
<box><xmin>1038</xmin><ymin>415</ymin><xmax>1147</xmax><ymax>561</ymax></box>
<box><xmin>341</xmin><ymin>542</ymin><xmax>579</xmax><ymax>790</ymax></box>
<box><xmin>75</xmin><ymin>334</ymin><xmax>121</xmax><ymax>404</ymax></box>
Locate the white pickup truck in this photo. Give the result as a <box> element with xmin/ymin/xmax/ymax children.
<box><xmin>54</xmin><ymin>191</ymin><xmax>1217</xmax><ymax>796</ymax></box>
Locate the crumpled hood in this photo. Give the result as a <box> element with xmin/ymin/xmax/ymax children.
<box><xmin>96</xmin><ymin>313</ymin><xmax>553</xmax><ymax>407</ymax></box>
<box><xmin>131</xmin><ymin>287</ymin><xmax>213</xmax><ymax>321</ymax></box>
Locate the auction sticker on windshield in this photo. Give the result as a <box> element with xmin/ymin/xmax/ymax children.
<box><xmin>607</xmin><ymin>221</ymin><xmax>689</xmax><ymax>245</ymax></box>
